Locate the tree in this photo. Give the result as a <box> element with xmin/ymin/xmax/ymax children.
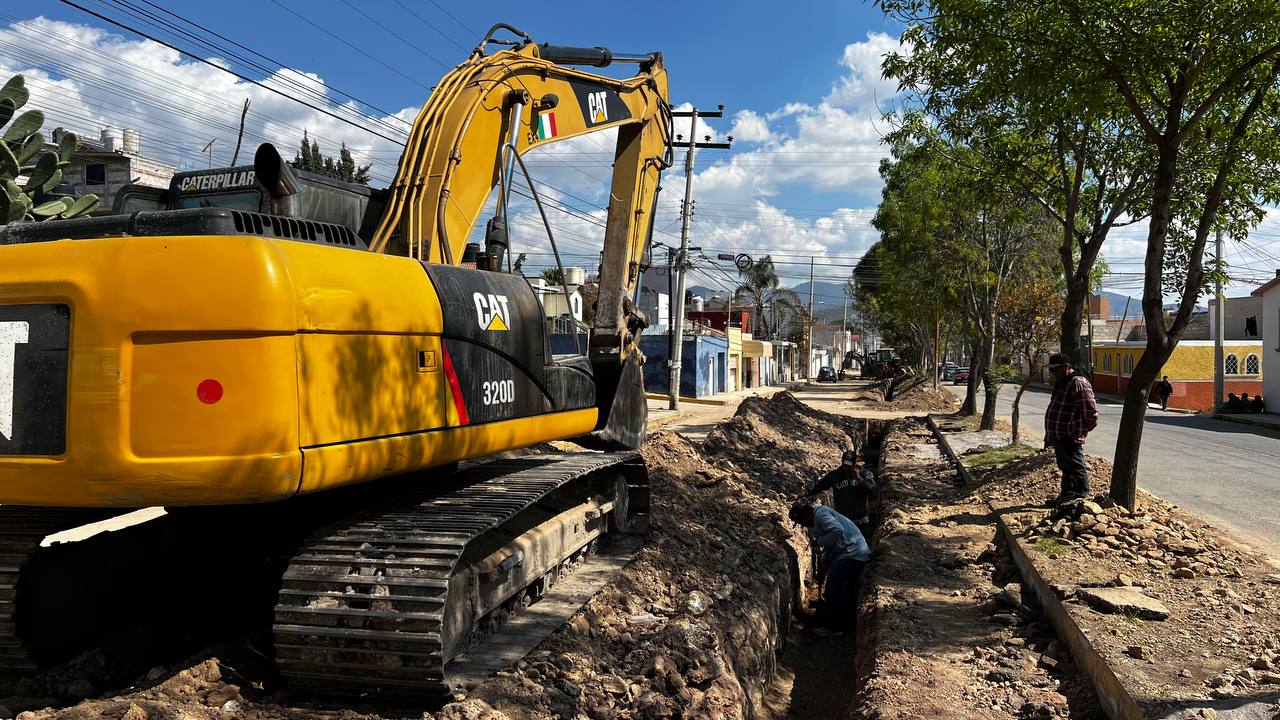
<box><xmin>879</xmin><ymin>0</ymin><xmax>1280</xmax><ymax>509</ymax></box>
<box><xmin>540</xmin><ymin>267</ymin><xmax>564</xmax><ymax>285</ymax></box>
<box><xmin>735</xmin><ymin>256</ymin><xmax>802</xmax><ymax>340</ymax></box>
<box><xmin>997</xmin><ymin>266</ymin><xmax>1065</xmax><ymax>447</ymax></box>
<box><xmin>879</xmin><ymin>1</ymin><xmax>1150</xmax><ymax>368</ymax></box>
<box><xmin>293</xmin><ymin>130</ymin><xmax>372</xmax><ymax>185</ymax></box>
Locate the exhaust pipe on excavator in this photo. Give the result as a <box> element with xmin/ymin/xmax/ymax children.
<box><xmin>254</xmin><ymin>143</ymin><xmax>303</xmax><ymax>217</ymax></box>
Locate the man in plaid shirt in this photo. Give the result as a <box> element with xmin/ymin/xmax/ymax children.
<box><xmin>1044</xmin><ymin>353</ymin><xmax>1099</xmax><ymax>506</ymax></box>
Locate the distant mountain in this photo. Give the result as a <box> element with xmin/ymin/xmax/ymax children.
<box><xmin>1099</xmin><ymin>291</ymin><xmax>1139</xmax><ymax>320</ymax></box>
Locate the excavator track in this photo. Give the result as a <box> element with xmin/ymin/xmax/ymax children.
<box><xmin>273</xmin><ymin>451</ymin><xmax>642</xmax><ymax>701</ymax></box>
<box><xmin>0</xmin><ymin>508</ymin><xmax>109</xmax><ymax>672</ymax></box>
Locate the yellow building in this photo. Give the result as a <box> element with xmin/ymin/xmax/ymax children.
<box><xmin>727</xmin><ymin>327</ymin><xmax>743</xmax><ymax>392</ymax></box>
<box><xmin>1090</xmin><ymin>340</ymin><xmax>1263</xmax><ymax>410</ymax></box>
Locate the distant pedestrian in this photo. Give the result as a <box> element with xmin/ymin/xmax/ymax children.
<box><xmin>789</xmin><ymin>500</ymin><xmax>870</xmax><ymax>637</ymax></box>
<box><xmin>1154</xmin><ymin>376</ymin><xmax>1174</xmax><ymax>411</ymax></box>
<box><xmin>1043</xmin><ymin>353</ymin><xmax>1099</xmax><ymax>507</ymax></box>
<box><xmin>1226</xmin><ymin>393</ymin><xmax>1244</xmax><ymax>412</ymax></box>
<box><xmin>1242</xmin><ymin>393</ymin><xmax>1254</xmax><ymax>412</ymax></box>
<box><xmin>804</xmin><ymin>449</ymin><xmax>878</xmax><ymax>534</ymax></box>
<box><xmin>1251</xmin><ymin>394</ymin><xmax>1266</xmax><ymax>413</ymax></box>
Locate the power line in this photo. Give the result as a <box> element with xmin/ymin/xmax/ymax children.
<box><xmin>57</xmin><ymin>0</ymin><xmax>407</xmax><ymax>144</ymax></box>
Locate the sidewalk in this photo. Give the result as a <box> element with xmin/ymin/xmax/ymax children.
<box><xmin>1213</xmin><ymin>410</ymin><xmax>1280</xmax><ymax>432</ymax></box>
<box><xmin>645</xmin><ymin>381</ymin><xmax>803</xmax><ymax>429</ymax></box>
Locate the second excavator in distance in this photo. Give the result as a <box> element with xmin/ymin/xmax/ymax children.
<box><xmin>0</xmin><ymin>23</ymin><xmax>673</xmax><ymax>700</ymax></box>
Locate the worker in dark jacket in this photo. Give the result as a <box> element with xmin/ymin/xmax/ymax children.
<box><xmin>1154</xmin><ymin>376</ymin><xmax>1174</xmax><ymax>411</ymax></box>
<box><xmin>789</xmin><ymin>499</ymin><xmax>870</xmax><ymax>637</ymax></box>
<box><xmin>1043</xmin><ymin>353</ymin><xmax>1099</xmax><ymax>506</ymax></box>
<box><xmin>805</xmin><ymin>449</ymin><xmax>877</xmax><ymax>533</ymax></box>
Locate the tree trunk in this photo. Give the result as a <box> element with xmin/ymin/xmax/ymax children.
<box><xmin>1109</xmin><ymin>142</ymin><xmax>1179</xmax><ymax>510</ymax></box>
<box><xmin>1011</xmin><ymin>377</ymin><xmax>1031</xmax><ymax>447</ymax></box>
<box><xmin>960</xmin><ymin>348</ymin><xmax>981</xmax><ymax>416</ymax></box>
<box><xmin>978</xmin><ymin>327</ymin><xmax>997</xmax><ymax>430</ymax></box>
<box><xmin>1060</xmin><ymin>279</ymin><xmax>1087</xmax><ymax>365</ymax></box>
<box><xmin>980</xmin><ymin>368</ymin><xmax>998</xmax><ymax>430</ymax></box>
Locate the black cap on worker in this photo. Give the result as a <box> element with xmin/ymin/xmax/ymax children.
<box><xmin>1047</xmin><ymin>353</ymin><xmax>1071</xmax><ymax>369</ymax></box>
<box><xmin>841</xmin><ymin>449</ymin><xmax>858</xmax><ymax>466</ymax></box>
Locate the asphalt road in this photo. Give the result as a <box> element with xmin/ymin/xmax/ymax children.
<box><xmin>948</xmin><ymin>382</ymin><xmax>1280</xmax><ymax>552</ymax></box>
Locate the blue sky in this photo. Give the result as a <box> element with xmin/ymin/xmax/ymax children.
<box><xmin>5</xmin><ymin>2</ymin><xmax>1279</xmax><ymax>300</ymax></box>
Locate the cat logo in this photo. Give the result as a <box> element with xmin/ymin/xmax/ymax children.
<box><xmin>473</xmin><ymin>292</ymin><xmax>511</xmax><ymax>332</ymax></box>
<box><xmin>586</xmin><ymin>90</ymin><xmax>609</xmax><ymax>124</ymax></box>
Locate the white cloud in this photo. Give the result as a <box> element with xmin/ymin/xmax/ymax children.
<box><xmin>0</xmin><ymin>15</ymin><xmax>921</xmax><ymax>290</ymax></box>
<box><xmin>0</xmin><ymin>16</ymin><xmax>413</xmax><ymax>184</ymax></box>
<box><xmin>823</xmin><ymin>31</ymin><xmax>903</xmax><ymax>109</ymax></box>
<box><xmin>728</xmin><ymin>109</ymin><xmax>772</xmax><ymax>144</ymax></box>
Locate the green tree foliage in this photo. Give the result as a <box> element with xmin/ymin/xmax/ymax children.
<box><xmin>878</xmin><ymin>0</ymin><xmax>1280</xmax><ymax>508</ymax></box>
<box><xmin>735</xmin><ymin>256</ymin><xmax>802</xmax><ymax>340</ymax></box>
<box><xmin>540</xmin><ymin>267</ymin><xmax>564</xmax><ymax>285</ymax></box>
<box><xmin>293</xmin><ymin>129</ymin><xmax>372</xmax><ymax>185</ymax></box>
<box><xmin>879</xmin><ymin>1</ymin><xmax>1150</xmax><ymax>366</ymax></box>
<box><xmin>0</xmin><ymin>75</ymin><xmax>99</xmax><ymax>224</ymax></box>
<box><xmin>867</xmin><ymin>138</ymin><xmax>1058</xmax><ymax>429</ymax></box>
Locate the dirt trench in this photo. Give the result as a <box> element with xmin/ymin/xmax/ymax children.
<box><xmin>851</xmin><ymin>419</ymin><xmax>1104</xmax><ymax>720</ymax></box>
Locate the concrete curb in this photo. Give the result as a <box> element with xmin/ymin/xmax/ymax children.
<box><xmin>923</xmin><ymin>415</ymin><xmax>974</xmax><ymax>486</ymax></box>
<box><xmin>989</xmin><ymin>507</ymin><xmax>1143</xmax><ymax>720</ymax></box>
<box><xmin>1212</xmin><ymin>413</ymin><xmax>1280</xmax><ymax>433</ymax></box>
<box><xmin>925</xmin><ymin>419</ymin><xmax>1142</xmax><ymax>720</ymax></box>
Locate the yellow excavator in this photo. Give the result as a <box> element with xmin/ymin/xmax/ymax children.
<box><xmin>0</xmin><ymin>24</ymin><xmax>671</xmax><ymax>700</ymax></box>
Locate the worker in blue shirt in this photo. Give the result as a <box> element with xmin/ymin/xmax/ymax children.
<box><xmin>789</xmin><ymin>499</ymin><xmax>870</xmax><ymax>637</ymax></box>
<box><xmin>805</xmin><ymin>448</ymin><xmax>877</xmax><ymax>534</ymax></box>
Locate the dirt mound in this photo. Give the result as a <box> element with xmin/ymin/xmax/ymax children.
<box><xmin>13</xmin><ymin>404</ymin><xmax>853</xmax><ymax>720</ymax></box>
<box><xmin>973</xmin><ymin>450</ymin><xmax>1113</xmax><ymax>506</ymax></box>
<box><xmin>704</xmin><ymin>391</ymin><xmax>862</xmax><ymax>499</ymax></box>
<box><xmin>853</xmin><ymin>376</ymin><xmax>959</xmax><ymax>413</ymax></box>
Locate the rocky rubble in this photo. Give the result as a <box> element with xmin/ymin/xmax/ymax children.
<box><xmin>1023</xmin><ymin>495</ymin><xmax>1245</xmax><ymax>583</ymax></box>
<box><xmin>972</xmin><ymin>444</ymin><xmax>1280</xmax><ymax>712</ymax></box>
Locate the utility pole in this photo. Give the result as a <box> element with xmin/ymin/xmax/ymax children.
<box><xmin>841</xmin><ymin>285</ymin><xmax>849</xmax><ymax>379</ymax></box>
<box><xmin>1214</xmin><ymin>228</ymin><xmax>1225</xmax><ymax>410</ymax></box>
<box><xmin>807</xmin><ymin>257</ymin><xmax>815</xmax><ymax>379</ymax></box>
<box><xmin>200</xmin><ymin>138</ymin><xmax>217</xmax><ymax>169</ymax></box>
<box><xmin>667</xmin><ymin>106</ymin><xmax>731</xmax><ymax>410</ymax></box>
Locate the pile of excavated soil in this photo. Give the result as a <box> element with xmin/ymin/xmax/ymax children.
<box><xmin>8</xmin><ymin>394</ymin><xmax>861</xmax><ymax>720</ymax></box>
<box><xmin>851</xmin><ymin>376</ymin><xmax>960</xmax><ymax>413</ymax></box>
<box><xmin>705</xmin><ymin>391</ymin><xmax>862</xmax><ymax>496</ymax></box>
<box><xmin>977</xmin><ymin>450</ymin><xmax>1280</xmax><ymax>715</ymax></box>
<box><xmin>853</xmin><ymin>422</ymin><xmax>1101</xmax><ymax>719</ymax></box>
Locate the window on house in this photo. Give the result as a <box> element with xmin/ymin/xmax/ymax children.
<box><xmin>85</xmin><ymin>163</ymin><xmax>106</xmax><ymax>186</ymax></box>
<box><xmin>1245</xmin><ymin>353</ymin><xmax>1260</xmax><ymax>375</ymax></box>
<box><xmin>1102</xmin><ymin>353</ymin><xmax>1112</xmax><ymax>371</ymax></box>
<box><xmin>1123</xmin><ymin>355</ymin><xmax>1134</xmax><ymax>374</ymax></box>
<box><xmin>1224</xmin><ymin>354</ymin><xmax>1239</xmax><ymax>375</ymax></box>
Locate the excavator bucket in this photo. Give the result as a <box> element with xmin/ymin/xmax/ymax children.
<box><xmin>580</xmin><ymin>352</ymin><xmax>647</xmax><ymax>450</ymax></box>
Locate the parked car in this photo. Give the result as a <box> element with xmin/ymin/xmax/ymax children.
<box><xmin>952</xmin><ymin>367</ymin><xmax>970</xmax><ymax>384</ymax></box>
<box><xmin>817</xmin><ymin>366</ymin><xmax>837</xmax><ymax>383</ymax></box>
<box><xmin>943</xmin><ymin>364</ymin><xmax>958</xmax><ymax>380</ymax></box>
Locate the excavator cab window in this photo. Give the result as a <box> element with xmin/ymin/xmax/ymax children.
<box><xmin>172</xmin><ymin>190</ymin><xmax>264</xmax><ymax>212</ymax></box>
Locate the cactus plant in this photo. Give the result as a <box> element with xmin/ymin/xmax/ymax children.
<box><xmin>0</xmin><ymin>74</ymin><xmax>99</xmax><ymax>226</ymax></box>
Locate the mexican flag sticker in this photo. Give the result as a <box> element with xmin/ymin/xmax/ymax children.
<box><xmin>537</xmin><ymin>112</ymin><xmax>558</xmax><ymax>141</ymax></box>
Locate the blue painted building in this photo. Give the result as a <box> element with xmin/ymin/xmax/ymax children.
<box><xmin>638</xmin><ymin>334</ymin><xmax>729</xmax><ymax>398</ymax></box>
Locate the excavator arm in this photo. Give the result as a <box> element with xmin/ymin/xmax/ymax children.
<box><xmin>370</xmin><ymin>27</ymin><xmax>672</xmax><ymax>367</ymax></box>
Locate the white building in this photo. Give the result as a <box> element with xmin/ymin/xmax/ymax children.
<box><xmin>527</xmin><ymin>275</ymin><xmax>584</xmax><ymax>322</ymax></box>
<box><xmin>1250</xmin><ymin>271</ymin><xmax>1280</xmax><ymax>405</ymax></box>
<box><xmin>53</xmin><ymin>127</ymin><xmax>176</xmax><ymax>213</ymax></box>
